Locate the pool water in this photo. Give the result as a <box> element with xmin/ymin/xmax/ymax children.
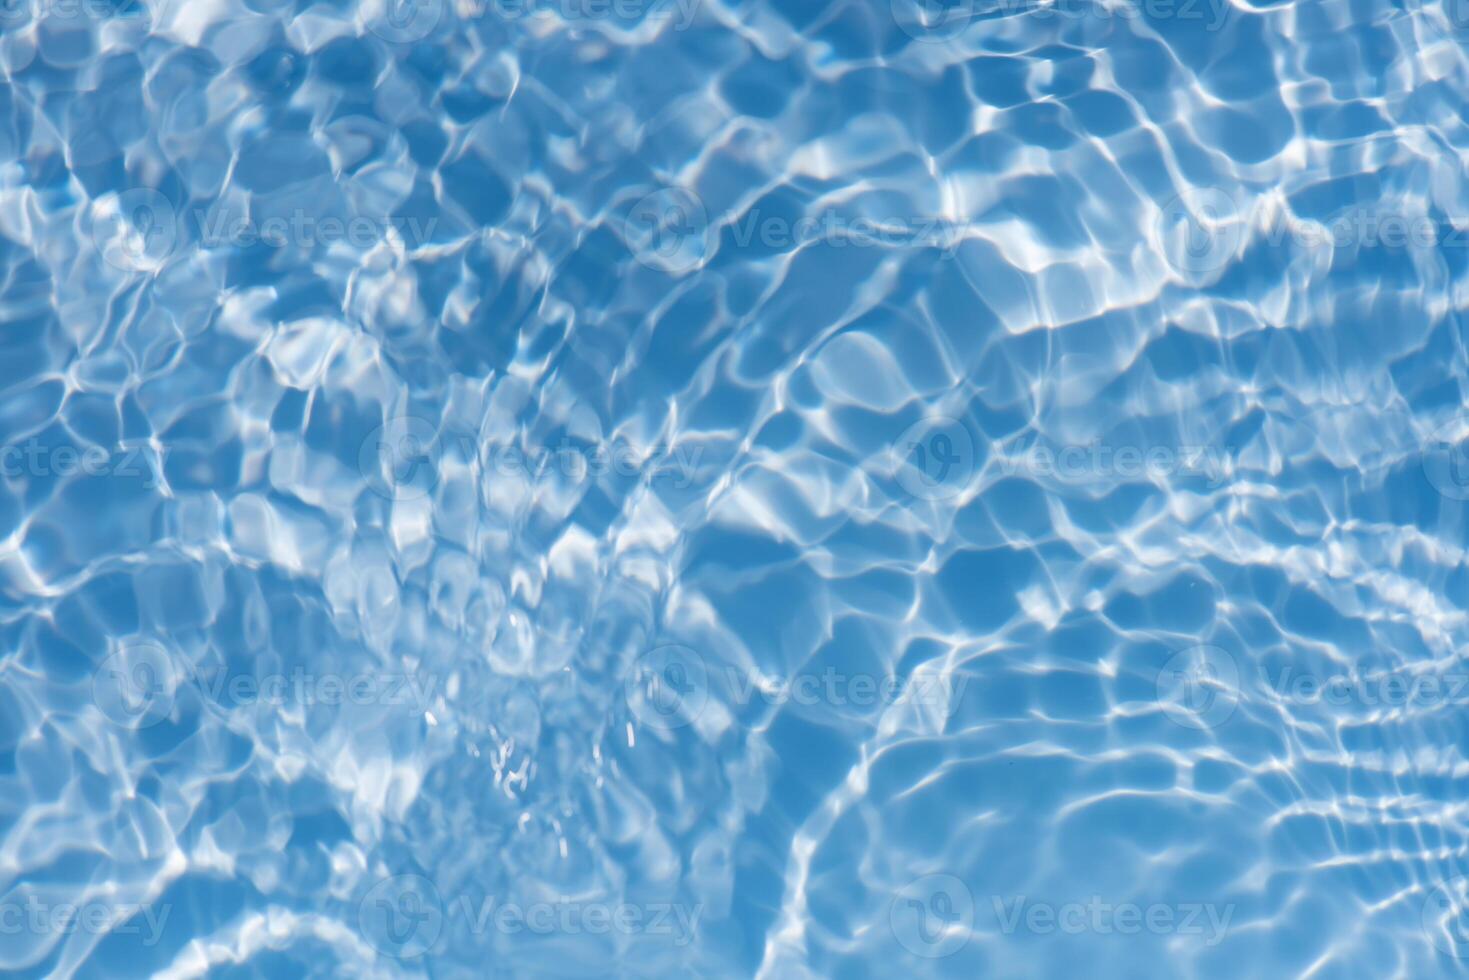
<box><xmin>3</xmin><ymin>0</ymin><xmax>1469</xmax><ymax>976</ymax></box>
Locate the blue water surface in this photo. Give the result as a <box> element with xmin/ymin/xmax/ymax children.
<box><xmin>3</xmin><ymin>0</ymin><xmax>1469</xmax><ymax>975</ymax></box>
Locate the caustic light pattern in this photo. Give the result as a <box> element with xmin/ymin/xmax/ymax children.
<box><xmin>3</xmin><ymin>0</ymin><xmax>1469</xmax><ymax>976</ymax></box>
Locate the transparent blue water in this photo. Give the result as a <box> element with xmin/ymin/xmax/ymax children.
<box><xmin>4</xmin><ymin>0</ymin><xmax>1469</xmax><ymax>976</ymax></box>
